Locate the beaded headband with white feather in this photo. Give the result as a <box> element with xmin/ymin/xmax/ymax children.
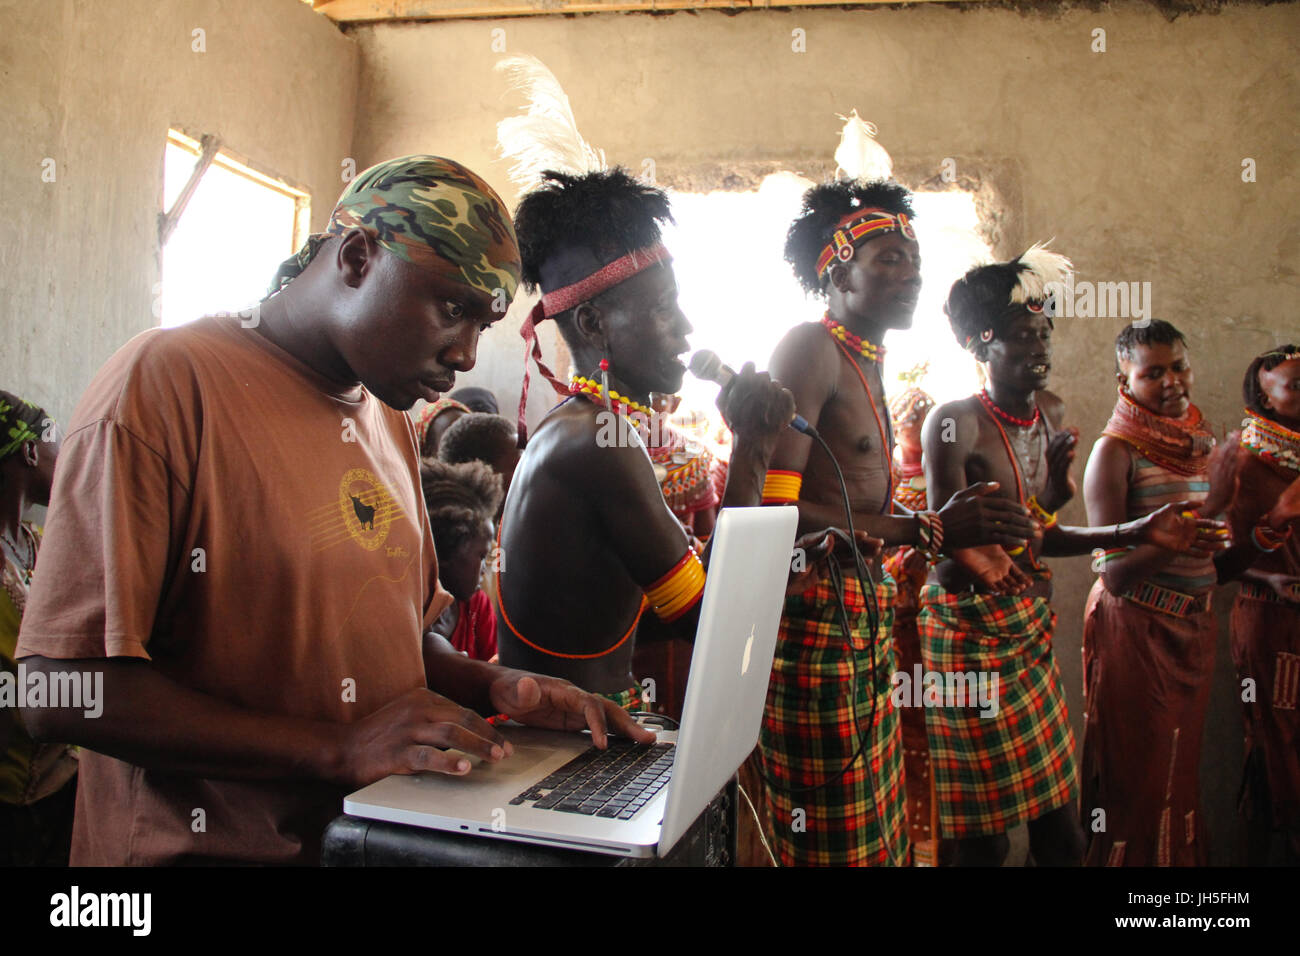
<box><xmin>816</xmin><ymin>110</ymin><xmax>915</xmax><ymax>278</ymax></box>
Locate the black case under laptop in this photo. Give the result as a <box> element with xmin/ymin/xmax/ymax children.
<box><xmin>321</xmin><ymin>780</ymin><xmax>736</xmax><ymax>867</ymax></box>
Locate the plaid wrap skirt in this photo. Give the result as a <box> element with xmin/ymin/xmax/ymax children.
<box><xmin>918</xmin><ymin>585</ymin><xmax>1077</xmax><ymax>838</ymax></box>
<box><xmin>758</xmin><ymin>572</ymin><xmax>909</xmax><ymax>866</ymax></box>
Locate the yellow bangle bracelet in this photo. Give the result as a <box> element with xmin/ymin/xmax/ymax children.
<box><xmin>1027</xmin><ymin>496</ymin><xmax>1058</xmax><ymax>528</ymax></box>
<box><xmin>762</xmin><ymin>470</ymin><xmax>803</xmax><ymax>504</ymax></box>
<box><xmin>654</xmin><ymin>571</ymin><xmax>705</xmax><ymax>621</ymax></box>
<box><xmin>645</xmin><ymin>551</ymin><xmax>707</xmax><ymax>622</ymax></box>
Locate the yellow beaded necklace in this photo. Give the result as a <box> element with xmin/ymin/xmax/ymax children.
<box><xmin>569</xmin><ymin>375</ymin><xmax>657</xmax><ymax>421</ymax></box>
<box><xmin>821</xmin><ymin>315</ymin><xmax>885</xmax><ymax>363</ymax></box>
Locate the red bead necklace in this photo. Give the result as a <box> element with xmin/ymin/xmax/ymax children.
<box><xmin>976</xmin><ymin>388</ymin><xmax>1040</xmax><ymax>429</ymax></box>
<box><xmin>820</xmin><ymin>315</ymin><xmax>885</xmax><ymax>364</ymax></box>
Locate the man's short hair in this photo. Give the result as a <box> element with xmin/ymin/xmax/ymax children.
<box><xmin>439</xmin><ymin>414</ymin><xmax>517</xmax><ymax>467</ymax></box>
<box><xmin>420</xmin><ymin>459</ymin><xmax>502</xmax><ymax>559</ymax></box>
<box><xmin>783</xmin><ymin>179</ymin><xmax>916</xmax><ymax>296</ymax></box>
<box><xmin>1114</xmin><ymin>319</ymin><xmax>1188</xmax><ymax>372</ymax></box>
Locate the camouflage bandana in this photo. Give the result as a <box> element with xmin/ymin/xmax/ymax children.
<box><xmin>0</xmin><ymin>396</ymin><xmax>42</xmax><ymax>461</ymax></box>
<box><xmin>267</xmin><ymin>156</ymin><xmax>521</xmax><ymax>301</ymax></box>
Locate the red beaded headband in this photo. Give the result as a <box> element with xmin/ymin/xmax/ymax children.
<box><xmin>815</xmin><ymin>207</ymin><xmax>916</xmax><ymax>278</ymax></box>
<box><xmin>539</xmin><ymin>243</ymin><xmax>670</xmax><ymax>317</ymax></box>
<box><xmin>518</xmin><ymin>242</ymin><xmax>673</xmax><ymax>445</ymax></box>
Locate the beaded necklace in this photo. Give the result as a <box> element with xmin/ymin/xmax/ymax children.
<box><xmin>1241</xmin><ymin>409</ymin><xmax>1300</xmax><ymax>477</ymax></box>
<box><xmin>824</xmin><ymin>325</ymin><xmax>894</xmax><ymax>510</ymax></box>
<box><xmin>569</xmin><ymin>375</ymin><xmax>657</xmax><ymax>422</ymax></box>
<box><xmin>821</xmin><ymin>315</ymin><xmax>885</xmax><ymax>364</ymax></box>
<box><xmin>0</xmin><ymin>522</ymin><xmax>36</xmax><ymax>586</ymax></box>
<box><xmin>1101</xmin><ymin>388</ymin><xmax>1213</xmax><ymax>477</ymax></box>
<box><xmin>975</xmin><ymin>395</ymin><xmax>1047</xmax><ymax>567</ymax></box>
<box><xmin>976</xmin><ymin>388</ymin><xmax>1041</xmax><ymax>429</ymax></box>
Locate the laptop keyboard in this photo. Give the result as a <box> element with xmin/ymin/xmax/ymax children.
<box><xmin>509</xmin><ymin>740</ymin><xmax>675</xmax><ymax>820</ymax></box>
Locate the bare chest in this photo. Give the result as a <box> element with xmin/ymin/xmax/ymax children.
<box><xmin>968</xmin><ymin>416</ymin><xmax>1050</xmax><ymax>502</ymax></box>
<box><xmin>821</xmin><ymin>360</ymin><xmax>893</xmax><ymax>459</ymax></box>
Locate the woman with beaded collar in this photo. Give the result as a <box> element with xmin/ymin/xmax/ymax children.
<box><xmin>1080</xmin><ymin>320</ymin><xmax>1242</xmax><ymax>866</ymax></box>
<box><xmin>1216</xmin><ymin>345</ymin><xmax>1300</xmax><ymax>863</ymax></box>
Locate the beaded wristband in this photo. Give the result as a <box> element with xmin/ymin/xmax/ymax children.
<box><xmin>925</xmin><ymin>510</ymin><xmax>944</xmax><ymax>553</ymax></box>
<box><xmin>762</xmin><ymin>470</ymin><xmax>803</xmax><ymax>505</ymax></box>
<box><xmin>1251</xmin><ymin>522</ymin><xmax>1290</xmax><ymax>553</ymax></box>
<box><xmin>915</xmin><ymin>510</ymin><xmax>944</xmax><ymax>562</ymax></box>
<box><xmin>1027</xmin><ymin>495</ymin><xmax>1058</xmax><ymax>529</ymax></box>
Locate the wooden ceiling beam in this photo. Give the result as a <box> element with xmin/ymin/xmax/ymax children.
<box><xmin>309</xmin><ymin>0</ymin><xmax>980</xmax><ymax>24</ymax></box>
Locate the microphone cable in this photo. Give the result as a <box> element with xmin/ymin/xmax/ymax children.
<box><xmin>752</xmin><ymin>427</ymin><xmax>902</xmax><ymax>867</ymax></box>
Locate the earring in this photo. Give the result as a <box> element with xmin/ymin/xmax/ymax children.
<box><xmin>599</xmin><ymin>358</ymin><xmax>612</xmax><ymax>412</ymax></box>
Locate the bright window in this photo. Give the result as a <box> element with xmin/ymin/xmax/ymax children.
<box><xmin>663</xmin><ymin>174</ymin><xmax>991</xmax><ymax>440</ymax></box>
<box><xmin>160</xmin><ymin>130</ymin><xmax>309</xmax><ymax>328</ymax></box>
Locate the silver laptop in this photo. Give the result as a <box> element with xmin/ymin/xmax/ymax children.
<box><xmin>342</xmin><ymin>505</ymin><xmax>798</xmax><ymax>859</ymax></box>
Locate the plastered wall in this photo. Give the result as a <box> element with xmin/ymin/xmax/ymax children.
<box><xmin>0</xmin><ymin>0</ymin><xmax>358</xmax><ymax>423</ymax></box>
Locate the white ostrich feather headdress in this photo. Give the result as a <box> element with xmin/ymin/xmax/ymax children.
<box><xmin>495</xmin><ymin>54</ymin><xmax>606</xmax><ymax>190</ymax></box>
<box><xmin>1010</xmin><ymin>242</ymin><xmax>1074</xmax><ymax>306</ymax></box>
<box><xmin>834</xmin><ymin>110</ymin><xmax>893</xmax><ymax>184</ymax></box>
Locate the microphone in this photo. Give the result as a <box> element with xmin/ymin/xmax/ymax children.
<box><xmin>687</xmin><ymin>349</ymin><xmax>818</xmax><ymax>437</ymax></box>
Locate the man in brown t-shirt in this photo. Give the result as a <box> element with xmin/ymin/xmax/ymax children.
<box><xmin>16</xmin><ymin>156</ymin><xmax>651</xmax><ymax>865</ymax></box>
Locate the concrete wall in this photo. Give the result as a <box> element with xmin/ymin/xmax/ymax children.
<box><xmin>348</xmin><ymin>1</ymin><xmax>1298</xmax><ymax>863</ymax></box>
<box><xmin>0</xmin><ymin>0</ymin><xmax>357</xmax><ymax>423</ymax></box>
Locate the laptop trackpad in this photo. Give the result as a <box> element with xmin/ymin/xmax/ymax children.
<box><xmin>451</xmin><ymin>745</ymin><xmax>553</xmax><ymax>777</ymax></box>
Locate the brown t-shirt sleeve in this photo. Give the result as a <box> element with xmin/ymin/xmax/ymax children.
<box><xmin>17</xmin><ymin>417</ymin><xmax>182</xmax><ymax>662</ymax></box>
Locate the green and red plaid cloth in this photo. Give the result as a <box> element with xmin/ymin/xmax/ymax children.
<box><xmin>758</xmin><ymin>572</ymin><xmax>909</xmax><ymax>866</ymax></box>
<box><xmin>918</xmin><ymin>584</ymin><xmax>1077</xmax><ymax>838</ymax></box>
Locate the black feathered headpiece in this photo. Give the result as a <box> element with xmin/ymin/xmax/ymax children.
<box><xmin>945</xmin><ymin>244</ymin><xmax>1073</xmax><ymax>352</ymax></box>
<box><xmin>513</xmin><ymin>168</ymin><xmax>674</xmax><ymax>298</ymax></box>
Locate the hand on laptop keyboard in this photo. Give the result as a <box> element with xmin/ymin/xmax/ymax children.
<box><xmin>337</xmin><ymin>688</ymin><xmax>513</xmax><ymax>788</ymax></box>
<box><xmin>485</xmin><ymin>671</ymin><xmax>658</xmax><ymax>749</ymax></box>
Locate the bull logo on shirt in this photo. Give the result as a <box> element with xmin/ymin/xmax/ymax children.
<box><xmin>309</xmin><ymin>468</ymin><xmax>406</xmax><ymax>552</ymax></box>
<box><xmin>350</xmin><ymin>495</ymin><xmax>375</xmax><ymax>529</ymax></box>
